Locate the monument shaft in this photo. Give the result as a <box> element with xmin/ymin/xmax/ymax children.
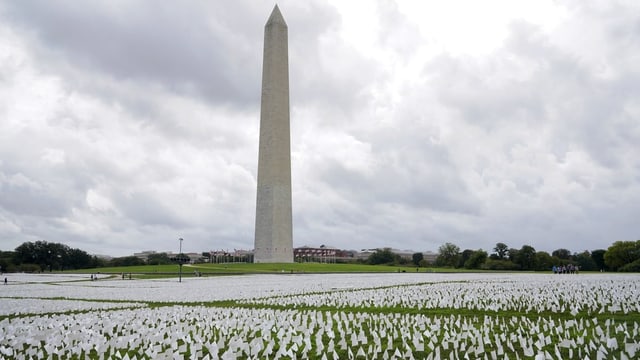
<box><xmin>254</xmin><ymin>5</ymin><xmax>293</xmax><ymax>263</ymax></box>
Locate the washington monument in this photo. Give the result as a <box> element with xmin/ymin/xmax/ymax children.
<box><xmin>254</xmin><ymin>5</ymin><xmax>293</xmax><ymax>263</ymax></box>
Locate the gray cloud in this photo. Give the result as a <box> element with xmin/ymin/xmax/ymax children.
<box><xmin>1</xmin><ymin>1</ymin><xmax>639</xmax><ymax>256</ymax></box>
<box><xmin>2</xmin><ymin>1</ymin><xmax>266</xmax><ymax>107</ymax></box>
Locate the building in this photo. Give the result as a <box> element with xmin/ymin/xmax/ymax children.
<box><xmin>133</xmin><ymin>250</ymin><xmax>158</xmax><ymax>262</ymax></box>
<box><xmin>294</xmin><ymin>245</ymin><xmax>353</xmax><ymax>263</ymax></box>
<box><xmin>422</xmin><ymin>251</ymin><xmax>438</xmax><ymax>263</ymax></box>
<box><xmin>204</xmin><ymin>249</ymin><xmax>253</xmax><ymax>264</ymax></box>
<box><xmin>166</xmin><ymin>252</ymin><xmax>202</xmax><ymax>264</ymax></box>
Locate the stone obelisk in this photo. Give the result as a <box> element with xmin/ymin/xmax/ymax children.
<box><xmin>254</xmin><ymin>5</ymin><xmax>293</xmax><ymax>263</ymax></box>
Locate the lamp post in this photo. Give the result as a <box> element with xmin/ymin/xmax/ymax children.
<box><xmin>179</xmin><ymin>237</ymin><xmax>183</xmax><ymax>283</ymax></box>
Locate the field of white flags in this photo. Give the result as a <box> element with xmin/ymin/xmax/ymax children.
<box><xmin>1</xmin><ymin>272</ymin><xmax>639</xmax><ymax>359</ymax></box>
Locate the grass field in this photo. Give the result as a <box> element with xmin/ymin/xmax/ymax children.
<box><xmin>2</xmin><ymin>272</ymin><xmax>638</xmax><ymax>359</ymax></box>
<box><xmin>65</xmin><ymin>262</ymin><xmax>477</xmax><ymax>278</ymax></box>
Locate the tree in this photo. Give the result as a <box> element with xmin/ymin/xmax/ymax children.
<box><xmin>109</xmin><ymin>256</ymin><xmax>145</xmax><ymax>267</ymax></box>
<box><xmin>14</xmin><ymin>241</ymin><xmax>68</xmax><ymax>271</ymax></box>
<box><xmin>0</xmin><ymin>251</ymin><xmax>16</xmax><ymax>273</ymax></box>
<box><xmin>367</xmin><ymin>248</ymin><xmax>398</xmax><ymax>265</ymax></box>
<box><xmin>514</xmin><ymin>245</ymin><xmax>537</xmax><ymax>270</ymax></box>
<box><xmin>435</xmin><ymin>243</ymin><xmax>460</xmax><ymax>267</ymax></box>
<box><xmin>482</xmin><ymin>259</ymin><xmax>518</xmax><ymax>270</ymax></box>
<box><xmin>14</xmin><ymin>241</ymin><xmax>46</xmax><ymax>270</ymax></box>
<box><xmin>493</xmin><ymin>243</ymin><xmax>509</xmax><ymax>260</ymax></box>
<box><xmin>464</xmin><ymin>250</ymin><xmax>488</xmax><ymax>269</ymax></box>
<box><xmin>147</xmin><ymin>252</ymin><xmax>172</xmax><ymax>265</ymax></box>
<box><xmin>604</xmin><ymin>240</ymin><xmax>640</xmax><ymax>271</ymax></box>
<box><xmin>90</xmin><ymin>255</ymin><xmax>107</xmax><ymax>268</ymax></box>
<box><xmin>591</xmin><ymin>249</ymin><xmax>607</xmax><ymax>271</ymax></box>
<box><xmin>66</xmin><ymin>248</ymin><xmax>93</xmax><ymax>270</ymax></box>
<box><xmin>13</xmin><ymin>240</ymin><xmax>96</xmax><ymax>271</ymax></box>
<box><xmin>458</xmin><ymin>249</ymin><xmax>475</xmax><ymax>268</ymax></box>
<box><xmin>619</xmin><ymin>259</ymin><xmax>640</xmax><ymax>272</ymax></box>
<box><xmin>418</xmin><ymin>259</ymin><xmax>430</xmax><ymax>267</ymax></box>
<box><xmin>574</xmin><ymin>251</ymin><xmax>597</xmax><ymax>271</ymax></box>
<box><xmin>535</xmin><ymin>251</ymin><xmax>554</xmax><ymax>271</ymax></box>
<box><xmin>411</xmin><ymin>252</ymin><xmax>424</xmax><ymax>266</ymax></box>
<box><xmin>552</xmin><ymin>248</ymin><xmax>572</xmax><ymax>260</ymax></box>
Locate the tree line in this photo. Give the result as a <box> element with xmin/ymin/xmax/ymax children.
<box><xmin>365</xmin><ymin>240</ymin><xmax>640</xmax><ymax>272</ymax></box>
<box><xmin>0</xmin><ymin>240</ymin><xmax>178</xmax><ymax>273</ymax></box>
<box><xmin>2</xmin><ymin>239</ymin><xmax>639</xmax><ymax>273</ymax></box>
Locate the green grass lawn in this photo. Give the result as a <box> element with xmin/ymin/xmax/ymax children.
<box><xmin>65</xmin><ymin>262</ymin><xmax>474</xmax><ymax>277</ymax></box>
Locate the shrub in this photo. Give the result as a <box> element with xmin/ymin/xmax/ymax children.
<box><xmin>618</xmin><ymin>259</ymin><xmax>640</xmax><ymax>272</ymax></box>
<box><xmin>18</xmin><ymin>263</ymin><xmax>41</xmax><ymax>273</ymax></box>
<box><xmin>481</xmin><ymin>259</ymin><xmax>519</xmax><ymax>270</ymax></box>
<box><xmin>367</xmin><ymin>249</ymin><xmax>399</xmax><ymax>265</ymax></box>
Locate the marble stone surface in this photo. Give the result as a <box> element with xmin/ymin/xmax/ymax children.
<box><xmin>254</xmin><ymin>5</ymin><xmax>293</xmax><ymax>263</ymax></box>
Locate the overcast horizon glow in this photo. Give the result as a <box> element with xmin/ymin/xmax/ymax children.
<box><xmin>1</xmin><ymin>1</ymin><xmax>639</xmax><ymax>256</ymax></box>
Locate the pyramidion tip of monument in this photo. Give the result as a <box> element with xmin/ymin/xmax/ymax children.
<box><xmin>267</xmin><ymin>4</ymin><xmax>287</xmax><ymax>27</ymax></box>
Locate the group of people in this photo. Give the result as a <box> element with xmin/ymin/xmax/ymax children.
<box><xmin>552</xmin><ymin>264</ymin><xmax>579</xmax><ymax>274</ymax></box>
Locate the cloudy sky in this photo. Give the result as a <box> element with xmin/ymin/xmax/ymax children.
<box><xmin>1</xmin><ymin>1</ymin><xmax>638</xmax><ymax>257</ymax></box>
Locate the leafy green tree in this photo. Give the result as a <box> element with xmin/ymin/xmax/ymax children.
<box><xmin>147</xmin><ymin>252</ymin><xmax>172</xmax><ymax>265</ymax></box>
<box><xmin>574</xmin><ymin>251</ymin><xmax>597</xmax><ymax>271</ymax></box>
<box><xmin>435</xmin><ymin>242</ymin><xmax>460</xmax><ymax>267</ymax></box>
<box><xmin>464</xmin><ymin>250</ymin><xmax>488</xmax><ymax>269</ymax></box>
<box><xmin>535</xmin><ymin>251</ymin><xmax>554</xmax><ymax>271</ymax></box>
<box><xmin>458</xmin><ymin>249</ymin><xmax>475</xmax><ymax>268</ymax></box>
<box><xmin>367</xmin><ymin>248</ymin><xmax>398</xmax><ymax>265</ymax></box>
<box><xmin>0</xmin><ymin>251</ymin><xmax>16</xmax><ymax>273</ymax></box>
<box><xmin>619</xmin><ymin>259</ymin><xmax>640</xmax><ymax>272</ymax></box>
<box><xmin>18</xmin><ymin>263</ymin><xmax>41</xmax><ymax>273</ymax></box>
<box><xmin>14</xmin><ymin>241</ymin><xmax>68</xmax><ymax>271</ymax></box>
<box><xmin>552</xmin><ymin>248</ymin><xmax>572</xmax><ymax>260</ymax></box>
<box><xmin>604</xmin><ymin>240</ymin><xmax>640</xmax><ymax>271</ymax></box>
<box><xmin>13</xmin><ymin>241</ymin><xmax>44</xmax><ymax>269</ymax></box>
<box><xmin>66</xmin><ymin>248</ymin><xmax>93</xmax><ymax>270</ymax></box>
<box><xmin>411</xmin><ymin>252</ymin><xmax>424</xmax><ymax>266</ymax></box>
<box><xmin>514</xmin><ymin>245</ymin><xmax>537</xmax><ymax>270</ymax></box>
<box><xmin>493</xmin><ymin>243</ymin><xmax>509</xmax><ymax>260</ymax></box>
<box><xmin>418</xmin><ymin>259</ymin><xmax>430</xmax><ymax>267</ymax></box>
<box><xmin>90</xmin><ymin>256</ymin><xmax>107</xmax><ymax>268</ymax></box>
<box><xmin>591</xmin><ymin>249</ymin><xmax>607</xmax><ymax>271</ymax></box>
<box><xmin>13</xmin><ymin>240</ymin><xmax>94</xmax><ymax>271</ymax></box>
<box><xmin>482</xmin><ymin>259</ymin><xmax>518</xmax><ymax>270</ymax></box>
<box><xmin>109</xmin><ymin>256</ymin><xmax>145</xmax><ymax>267</ymax></box>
